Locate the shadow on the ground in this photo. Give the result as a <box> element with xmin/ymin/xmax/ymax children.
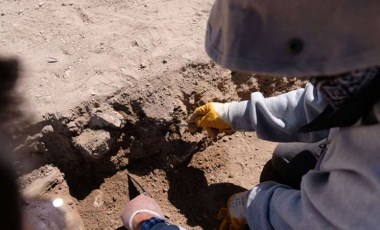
<box><xmin>128</xmin><ymin>153</ymin><xmax>246</xmax><ymax>229</ymax></box>
<box><xmin>14</xmin><ymin>107</ymin><xmax>205</xmax><ymax>201</ymax></box>
<box><xmin>166</xmin><ymin>166</ymin><xmax>246</xmax><ymax>229</ymax></box>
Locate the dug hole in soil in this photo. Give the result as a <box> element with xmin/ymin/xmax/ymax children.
<box><xmin>14</xmin><ymin>62</ymin><xmax>306</xmax><ymax>229</ymax></box>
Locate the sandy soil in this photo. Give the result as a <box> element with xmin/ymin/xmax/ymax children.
<box><xmin>1</xmin><ymin>0</ymin><xmax>212</xmax><ymax>121</ymax></box>
<box><xmin>1</xmin><ymin>0</ymin><xmax>306</xmax><ymax>229</ymax></box>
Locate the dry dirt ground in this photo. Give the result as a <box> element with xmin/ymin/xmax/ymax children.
<box><xmin>1</xmin><ymin>1</ymin><xmax>306</xmax><ymax>229</ymax></box>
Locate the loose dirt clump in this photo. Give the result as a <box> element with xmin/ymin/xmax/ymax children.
<box><xmin>13</xmin><ymin>62</ymin><xmax>305</xmax><ymax>229</ymax></box>
<box><xmin>231</xmin><ymin>71</ymin><xmax>307</xmax><ymax>100</ymax></box>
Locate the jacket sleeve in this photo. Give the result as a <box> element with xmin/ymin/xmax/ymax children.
<box><xmin>247</xmin><ymin>167</ymin><xmax>380</xmax><ymax>230</ymax></box>
<box><xmin>226</xmin><ymin>83</ymin><xmax>329</xmax><ymax>142</ymax></box>
<box><xmin>246</xmin><ymin>123</ymin><xmax>380</xmax><ymax>229</ymax></box>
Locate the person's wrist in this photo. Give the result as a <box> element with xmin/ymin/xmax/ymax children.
<box><xmin>227</xmin><ymin>101</ymin><xmax>254</xmax><ymax>131</ymax></box>
<box><xmin>211</xmin><ymin>102</ymin><xmax>232</xmax><ymax>126</ymax></box>
<box><xmin>133</xmin><ymin>212</ymin><xmax>156</xmax><ymax>230</ymax></box>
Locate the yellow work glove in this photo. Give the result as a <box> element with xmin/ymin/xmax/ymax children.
<box><xmin>189</xmin><ymin>102</ymin><xmax>233</xmax><ymax>140</ymax></box>
<box><xmin>217</xmin><ymin>191</ymin><xmax>249</xmax><ymax>230</ymax></box>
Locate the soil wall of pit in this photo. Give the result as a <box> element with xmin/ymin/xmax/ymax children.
<box><xmin>15</xmin><ymin>62</ymin><xmax>306</xmax><ymax>229</ymax></box>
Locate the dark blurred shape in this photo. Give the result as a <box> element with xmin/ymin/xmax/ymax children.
<box><xmin>0</xmin><ymin>58</ymin><xmax>23</xmax><ymax>229</ymax></box>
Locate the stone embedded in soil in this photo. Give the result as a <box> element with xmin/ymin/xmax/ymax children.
<box><xmin>73</xmin><ymin>129</ymin><xmax>113</xmax><ymax>159</ymax></box>
<box><xmin>89</xmin><ymin>107</ymin><xmax>124</xmax><ymax>129</ymax></box>
<box><xmin>110</xmin><ymin>148</ymin><xmax>129</xmax><ymax>168</ymax></box>
<box><xmin>67</xmin><ymin>117</ymin><xmax>88</xmax><ymax>134</ymax></box>
<box><xmin>23</xmin><ymin>166</ymin><xmax>65</xmax><ymax>198</ymax></box>
<box><xmin>41</xmin><ymin>125</ymin><xmax>54</xmax><ymax>135</ymax></box>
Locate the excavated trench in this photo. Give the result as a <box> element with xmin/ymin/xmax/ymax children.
<box><xmin>13</xmin><ymin>62</ymin><xmax>226</xmax><ymax>199</ymax></box>
<box><xmin>14</xmin><ymin>96</ymin><xmax>208</xmax><ymax>200</ymax></box>
<box><xmin>14</xmin><ymin>62</ymin><xmax>306</xmax><ymax>228</ymax></box>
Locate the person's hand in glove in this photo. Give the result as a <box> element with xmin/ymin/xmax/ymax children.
<box><xmin>218</xmin><ymin>190</ymin><xmax>250</xmax><ymax>230</ymax></box>
<box><xmin>120</xmin><ymin>194</ymin><xmax>165</xmax><ymax>230</ymax></box>
<box><xmin>189</xmin><ymin>102</ymin><xmax>233</xmax><ymax>140</ymax></box>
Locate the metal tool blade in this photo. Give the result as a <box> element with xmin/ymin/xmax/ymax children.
<box><xmin>128</xmin><ymin>173</ymin><xmax>151</xmax><ymax>199</ymax></box>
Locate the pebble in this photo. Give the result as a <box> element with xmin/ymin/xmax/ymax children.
<box><xmin>35</xmin><ymin>3</ymin><xmax>43</xmax><ymax>9</ymax></box>
<box><xmin>47</xmin><ymin>57</ymin><xmax>58</xmax><ymax>63</ymax></box>
<box><xmin>106</xmin><ymin>210</ymin><xmax>113</xmax><ymax>215</ymax></box>
<box><xmin>1</xmin><ymin>13</ymin><xmax>5</xmax><ymax>16</ymax></box>
<box><xmin>41</xmin><ymin>125</ymin><xmax>54</xmax><ymax>134</ymax></box>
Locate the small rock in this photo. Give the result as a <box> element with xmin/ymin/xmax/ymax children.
<box><xmin>162</xmin><ymin>59</ymin><xmax>167</xmax><ymax>64</ymax></box>
<box><xmin>89</xmin><ymin>107</ymin><xmax>124</xmax><ymax>129</ymax></box>
<box><xmin>41</xmin><ymin>125</ymin><xmax>54</xmax><ymax>135</ymax></box>
<box><xmin>35</xmin><ymin>3</ymin><xmax>43</xmax><ymax>9</ymax></box>
<box><xmin>93</xmin><ymin>190</ymin><xmax>104</xmax><ymax>207</ymax></box>
<box><xmin>67</xmin><ymin>121</ymin><xmax>79</xmax><ymax>133</ymax></box>
<box><xmin>32</xmin><ymin>141</ymin><xmax>48</xmax><ymax>154</ymax></box>
<box><xmin>73</xmin><ymin>129</ymin><xmax>113</xmax><ymax>159</ymax></box>
<box><xmin>106</xmin><ymin>210</ymin><xmax>113</xmax><ymax>215</ymax></box>
<box><xmin>23</xmin><ymin>166</ymin><xmax>64</xmax><ymax>198</ymax></box>
<box><xmin>47</xmin><ymin>57</ymin><xmax>58</xmax><ymax>63</ymax></box>
<box><xmin>1</xmin><ymin>13</ymin><xmax>5</xmax><ymax>16</ymax></box>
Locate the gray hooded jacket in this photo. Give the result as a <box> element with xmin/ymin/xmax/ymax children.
<box><xmin>226</xmin><ymin>85</ymin><xmax>380</xmax><ymax>229</ymax></box>
<box><xmin>205</xmin><ymin>0</ymin><xmax>380</xmax><ymax>229</ymax></box>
